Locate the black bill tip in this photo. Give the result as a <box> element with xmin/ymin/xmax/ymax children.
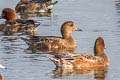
<box><xmin>0</xmin><ymin>16</ymin><xmax>3</xmax><ymax>19</ymax></box>
<box><xmin>75</xmin><ymin>28</ymin><xmax>83</xmax><ymax>31</ymax></box>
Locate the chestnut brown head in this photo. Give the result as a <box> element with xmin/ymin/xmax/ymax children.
<box><xmin>1</xmin><ymin>8</ymin><xmax>18</xmax><ymax>20</ymax></box>
<box><xmin>94</xmin><ymin>37</ymin><xmax>105</xmax><ymax>56</ymax></box>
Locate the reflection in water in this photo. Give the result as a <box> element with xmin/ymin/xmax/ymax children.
<box><xmin>0</xmin><ymin>74</ymin><xmax>2</xmax><ymax>80</ymax></box>
<box><xmin>0</xmin><ymin>36</ymin><xmax>25</xmax><ymax>54</ymax></box>
<box><xmin>20</xmin><ymin>12</ymin><xmax>52</xmax><ymax>19</ymax></box>
<box><xmin>26</xmin><ymin>46</ymin><xmax>76</xmax><ymax>54</ymax></box>
<box><xmin>1</xmin><ymin>36</ymin><xmax>21</xmax><ymax>42</ymax></box>
<box><xmin>115</xmin><ymin>0</ymin><xmax>120</xmax><ymax>37</ymax></box>
<box><xmin>0</xmin><ymin>27</ymin><xmax>38</xmax><ymax>36</ymax></box>
<box><xmin>115</xmin><ymin>0</ymin><xmax>120</xmax><ymax>23</ymax></box>
<box><xmin>1</xmin><ymin>30</ymin><xmax>38</xmax><ymax>36</ymax></box>
<box><xmin>115</xmin><ymin>0</ymin><xmax>120</xmax><ymax>12</ymax></box>
<box><xmin>52</xmin><ymin>66</ymin><xmax>109</xmax><ymax>80</ymax></box>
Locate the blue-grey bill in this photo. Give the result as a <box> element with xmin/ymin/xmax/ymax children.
<box><xmin>0</xmin><ymin>16</ymin><xmax>3</xmax><ymax>19</ymax></box>
<box><xmin>75</xmin><ymin>28</ymin><xmax>83</xmax><ymax>31</ymax></box>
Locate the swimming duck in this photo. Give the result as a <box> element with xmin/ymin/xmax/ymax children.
<box><xmin>48</xmin><ymin>37</ymin><xmax>109</xmax><ymax>68</ymax></box>
<box><xmin>15</xmin><ymin>0</ymin><xmax>58</xmax><ymax>13</ymax></box>
<box><xmin>21</xmin><ymin>21</ymin><xmax>81</xmax><ymax>52</ymax></box>
<box><xmin>0</xmin><ymin>8</ymin><xmax>40</xmax><ymax>35</ymax></box>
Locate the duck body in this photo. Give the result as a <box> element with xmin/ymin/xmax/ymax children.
<box><xmin>0</xmin><ymin>8</ymin><xmax>40</xmax><ymax>35</ymax></box>
<box><xmin>48</xmin><ymin>37</ymin><xmax>109</xmax><ymax>69</ymax></box>
<box><xmin>48</xmin><ymin>53</ymin><xmax>109</xmax><ymax>69</ymax></box>
<box><xmin>21</xmin><ymin>21</ymin><xmax>80</xmax><ymax>52</ymax></box>
<box><xmin>0</xmin><ymin>19</ymin><xmax>40</xmax><ymax>33</ymax></box>
<box><xmin>53</xmin><ymin>65</ymin><xmax>108</xmax><ymax>78</ymax></box>
<box><xmin>21</xmin><ymin>35</ymin><xmax>76</xmax><ymax>52</ymax></box>
<box><xmin>15</xmin><ymin>0</ymin><xmax>58</xmax><ymax>13</ymax></box>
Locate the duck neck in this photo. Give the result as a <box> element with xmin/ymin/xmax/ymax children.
<box><xmin>62</xmin><ymin>32</ymin><xmax>76</xmax><ymax>47</ymax></box>
<box><xmin>94</xmin><ymin>45</ymin><xmax>105</xmax><ymax>56</ymax></box>
<box><xmin>94</xmin><ymin>46</ymin><xmax>109</xmax><ymax>64</ymax></box>
<box><xmin>62</xmin><ymin>32</ymin><xmax>73</xmax><ymax>39</ymax></box>
<box><xmin>94</xmin><ymin>47</ymin><xmax>109</xmax><ymax>65</ymax></box>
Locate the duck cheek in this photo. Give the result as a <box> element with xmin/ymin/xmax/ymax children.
<box><xmin>71</xmin><ymin>27</ymin><xmax>76</xmax><ymax>31</ymax></box>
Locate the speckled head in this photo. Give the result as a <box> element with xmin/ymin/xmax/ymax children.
<box><xmin>94</xmin><ymin>37</ymin><xmax>105</xmax><ymax>56</ymax></box>
<box><xmin>1</xmin><ymin>8</ymin><xmax>18</xmax><ymax>20</ymax></box>
<box><xmin>61</xmin><ymin>21</ymin><xmax>77</xmax><ymax>39</ymax></box>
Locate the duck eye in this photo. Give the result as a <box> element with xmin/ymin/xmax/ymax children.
<box><xmin>69</xmin><ymin>23</ymin><xmax>73</xmax><ymax>27</ymax></box>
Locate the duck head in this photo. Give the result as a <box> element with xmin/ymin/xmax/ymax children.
<box><xmin>61</xmin><ymin>21</ymin><xmax>81</xmax><ymax>39</ymax></box>
<box><xmin>1</xmin><ymin>8</ymin><xmax>18</xmax><ymax>21</ymax></box>
<box><xmin>94</xmin><ymin>37</ymin><xmax>106</xmax><ymax>56</ymax></box>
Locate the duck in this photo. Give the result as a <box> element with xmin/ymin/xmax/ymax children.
<box><xmin>15</xmin><ymin>0</ymin><xmax>58</xmax><ymax>13</ymax></box>
<box><xmin>0</xmin><ymin>8</ymin><xmax>40</xmax><ymax>35</ymax></box>
<box><xmin>48</xmin><ymin>37</ymin><xmax>109</xmax><ymax>69</ymax></box>
<box><xmin>21</xmin><ymin>21</ymin><xmax>82</xmax><ymax>53</ymax></box>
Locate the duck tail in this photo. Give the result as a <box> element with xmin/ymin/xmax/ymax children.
<box><xmin>20</xmin><ymin>37</ymin><xmax>32</xmax><ymax>46</ymax></box>
<box><xmin>34</xmin><ymin>22</ymin><xmax>41</xmax><ymax>27</ymax></box>
<box><xmin>52</xmin><ymin>1</ymin><xmax>58</xmax><ymax>5</ymax></box>
<box><xmin>47</xmin><ymin>56</ymin><xmax>73</xmax><ymax>68</ymax></box>
<box><xmin>47</xmin><ymin>56</ymin><xmax>61</xmax><ymax>67</ymax></box>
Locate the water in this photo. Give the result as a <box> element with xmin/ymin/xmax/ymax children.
<box><xmin>0</xmin><ymin>0</ymin><xmax>119</xmax><ymax>80</ymax></box>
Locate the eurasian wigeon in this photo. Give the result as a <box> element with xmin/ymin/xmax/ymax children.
<box><xmin>15</xmin><ymin>0</ymin><xmax>58</xmax><ymax>13</ymax></box>
<box><xmin>48</xmin><ymin>37</ymin><xmax>109</xmax><ymax>69</ymax></box>
<box><xmin>21</xmin><ymin>21</ymin><xmax>82</xmax><ymax>52</ymax></box>
<box><xmin>0</xmin><ymin>8</ymin><xmax>40</xmax><ymax>35</ymax></box>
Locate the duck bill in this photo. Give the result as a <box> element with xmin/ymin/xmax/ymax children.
<box><xmin>0</xmin><ymin>16</ymin><xmax>3</xmax><ymax>19</ymax></box>
<box><xmin>75</xmin><ymin>28</ymin><xmax>83</xmax><ymax>31</ymax></box>
<box><xmin>0</xmin><ymin>64</ymin><xmax>6</xmax><ymax>69</ymax></box>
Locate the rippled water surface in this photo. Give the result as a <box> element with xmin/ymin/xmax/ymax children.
<box><xmin>0</xmin><ymin>0</ymin><xmax>120</xmax><ymax>80</ymax></box>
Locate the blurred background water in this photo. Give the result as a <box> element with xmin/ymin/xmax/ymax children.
<box><xmin>0</xmin><ymin>0</ymin><xmax>120</xmax><ymax>80</ymax></box>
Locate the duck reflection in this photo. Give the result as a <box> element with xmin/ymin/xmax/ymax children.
<box><xmin>114</xmin><ymin>0</ymin><xmax>120</xmax><ymax>37</ymax></box>
<box><xmin>0</xmin><ymin>74</ymin><xmax>2</xmax><ymax>80</ymax></box>
<box><xmin>2</xmin><ymin>31</ymin><xmax>38</xmax><ymax>36</ymax></box>
<box><xmin>115</xmin><ymin>0</ymin><xmax>120</xmax><ymax>12</ymax></box>
<box><xmin>1</xmin><ymin>35</ymin><xmax>22</xmax><ymax>42</ymax></box>
<box><xmin>20</xmin><ymin>12</ymin><xmax>52</xmax><ymax>19</ymax></box>
<box><xmin>53</xmin><ymin>66</ymin><xmax>109</xmax><ymax>79</ymax></box>
<box><xmin>27</xmin><ymin>46</ymin><xmax>76</xmax><ymax>53</ymax></box>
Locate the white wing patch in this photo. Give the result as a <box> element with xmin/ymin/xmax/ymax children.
<box><xmin>6</xmin><ymin>24</ymin><xmax>11</xmax><ymax>26</ymax></box>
